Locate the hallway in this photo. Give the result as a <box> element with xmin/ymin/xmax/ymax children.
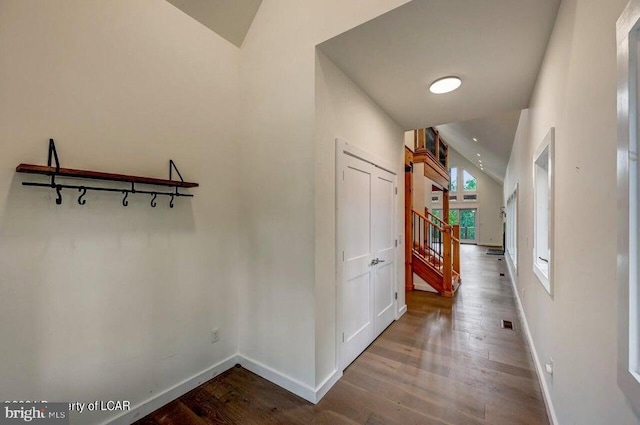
<box><xmin>137</xmin><ymin>245</ymin><xmax>548</xmax><ymax>425</ymax></box>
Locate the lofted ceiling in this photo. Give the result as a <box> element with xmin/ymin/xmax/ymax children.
<box><xmin>318</xmin><ymin>0</ymin><xmax>560</xmax><ymax>181</ymax></box>
<box><xmin>166</xmin><ymin>0</ymin><xmax>262</xmax><ymax>47</ymax></box>
<box><xmin>436</xmin><ymin>110</ymin><xmax>521</xmax><ymax>182</ymax></box>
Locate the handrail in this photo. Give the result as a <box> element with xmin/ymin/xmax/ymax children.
<box><xmin>428</xmin><ymin>211</ymin><xmax>446</xmax><ymax>226</ymax></box>
<box><xmin>410</xmin><ymin>208</ymin><xmax>461</xmax><ymax>297</ymax></box>
<box><xmin>412</xmin><ymin>209</ymin><xmax>445</xmax><ymax>232</ymax></box>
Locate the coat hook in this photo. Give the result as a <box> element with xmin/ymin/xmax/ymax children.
<box><xmin>150</xmin><ymin>193</ymin><xmax>157</xmax><ymax>208</ymax></box>
<box><xmin>122</xmin><ymin>191</ymin><xmax>129</xmax><ymax>207</ymax></box>
<box><xmin>78</xmin><ymin>187</ymin><xmax>87</xmax><ymax>205</ymax></box>
<box><xmin>55</xmin><ymin>185</ymin><xmax>62</xmax><ymax>205</ymax></box>
<box><xmin>169</xmin><ymin>194</ymin><xmax>175</xmax><ymax>208</ymax></box>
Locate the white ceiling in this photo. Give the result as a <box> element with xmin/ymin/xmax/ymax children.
<box><xmin>166</xmin><ymin>0</ymin><xmax>263</xmax><ymax>47</ymax></box>
<box><xmin>436</xmin><ymin>110</ymin><xmax>521</xmax><ymax>182</ymax></box>
<box><xmin>318</xmin><ymin>0</ymin><xmax>560</xmax><ymax>180</ymax></box>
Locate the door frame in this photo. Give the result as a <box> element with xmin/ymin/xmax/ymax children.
<box><xmin>458</xmin><ymin>207</ymin><xmax>478</xmax><ymax>244</ymax></box>
<box><xmin>335</xmin><ymin>138</ymin><xmax>398</xmax><ymax>371</ymax></box>
<box><xmin>617</xmin><ymin>0</ymin><xmax>640</xmax><ymax>412</ymax></box>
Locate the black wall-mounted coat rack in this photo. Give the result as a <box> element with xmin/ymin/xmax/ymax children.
<box><xmin>16</xmin><ymin>139</ymin><xmax>199</xmax><ymax>208</ymax></box>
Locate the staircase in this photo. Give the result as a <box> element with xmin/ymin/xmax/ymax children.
<box><xmin>411</xmin><ymin>209</ymin><xmax>461</xmax><ymax>297</ymax></box>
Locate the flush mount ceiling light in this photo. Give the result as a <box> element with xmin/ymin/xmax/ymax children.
<box><xmin>429</xmin><ymin>76</ymin><xmax>462</xmax><ymax>94</ymax></box>
<box><xmin>473</xmin><ymin>138</ymin><xmax>478</xmax><ymax>142</ymax></box>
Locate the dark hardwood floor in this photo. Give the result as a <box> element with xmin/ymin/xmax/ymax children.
<box><xmin>136</xmin><ymin>245</ymin><xmax>549</xmax><ymax>425</ymax></box>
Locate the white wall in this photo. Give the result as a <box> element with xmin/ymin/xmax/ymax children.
<box><xmin>0</xmin><ymin>1</ymin><xmax>241</xmax><ymax>423</ymax></box>
<box><xmin>503</xmin><ymin>0</ymin><xmax>640</xmax><ymax>423</ymax></box>
<box><xmin>431</xmin><ymin>148</ymin><xmax>504</xmax><ymax>246</ymax></box>
<box><xmin>314</xmin><ymin>50</ymin><xmax>405</xmax><ymax>387</ymax></box>
<box><xmin>237</xmin><ymin>0</ymin><xmax>411</xmax><ymax>393</ymax></box>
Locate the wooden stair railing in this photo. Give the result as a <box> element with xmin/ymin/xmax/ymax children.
<box><xmin>411</xmin><ymin>209</ymin><xmax>461</xmax><ymax>297</ymax></box>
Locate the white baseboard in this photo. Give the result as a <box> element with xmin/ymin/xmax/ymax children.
<box><xmin>106</xmin><ymin>353</ymin><xmax>344</xmax><ymax>425</ymax></box>
<box><xmin>238</xmin><ymin>354</ymin><xmax>316</xmax><ymax>402</ymax></box>
<box><xmin>314</xmin><ymin>369</ymin><xmax>342</xmax><ymax>402</ymax></box>
<box><xmin>105</xmin><ymin>354</ymin><xmax>239</xmax><ymax>425</ymax></box>
<box><xmin>397</xmin><ymin>304</ymin><xmax>407</xmax><ymax>318</ymax></box>
<box><xmin>505</xmin><ymin>255</ymin><xmax>559</xmax><ymax>425</ymax></box>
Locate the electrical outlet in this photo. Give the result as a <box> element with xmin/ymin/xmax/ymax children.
<box><xmin>545</xmin><ymin>357</ymin><xmax>554</xmax><ymax>375</ymax></box>
<box><xmin>211</xmin><ymin>328</ymin><xmax>220</xmax><ymax>343</ymax></box>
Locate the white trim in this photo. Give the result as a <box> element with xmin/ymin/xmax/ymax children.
<box><xmin>397</xmin><ymin>304</ymin><xmax>407</xmax><ymax>318</ymax></box>
<box><xmin>335</xmin><ymin>138</ymin><xmax>400</xmax><ymax>372</ymax></box>
<box><xmin>506</xmin><ymin>183</ymin><xmax>518</xmax><ymax>270</ymax></box>
<box><xmin>505</xmin><ymin>255</ymin><xmax>559</xmax><ymax>425</ymax></box>
<box><xmin>239</xmin><ymin>355</ymin><xmax>341</xmax><ymax>404</ymax></box>
<box><xmin>617</xmin><ymin>0</ymin><xmax>640</xmax><ymax>412</ymax></box>
<box><xmin>336</xmin><ymin>138</ymin><xmax>397</xmax><ymax>176</ymax></box>
<box><xmin>532</xmin><ymin>128</ymin><xmax>555</xmax><ymax>297</ymax></box>
<box><xmin>104</xmin><ymin>354</ymin><xmax>240</xmax><ymax>425</ymax></box>
<box><xmin>239</xmin><ymin>355</ymin><xmax>316</xmax><ymax>403</ymax></box>
<box><xmin>104</xmin><ymin>353</ymin><xmax>345</xmax><ymax>424</ymax></box>
<box><xmin>314</xmin><ymin>369</ymin><xmax>343</xmax><ymax>402</ymax></box>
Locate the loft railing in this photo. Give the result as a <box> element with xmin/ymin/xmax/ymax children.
<box><xmin>414</xmin><ymin>128</ymin><xmax>448</xmax><ymax>171</ymax></box>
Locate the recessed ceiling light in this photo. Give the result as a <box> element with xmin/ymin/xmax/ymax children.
<box><xmin>429</xmin><ymin>76</ymin><xmax>462</xmax><ymax>94</ymax></box>
<box><xmin>477</xmin><ymin>154</ymin><xmax>481</xmax><ymax>157</ymax></box>
<box><xmin>473</xmin><ymin>138</ymin><xmax>478</xmax><ymax>142</ymax></box>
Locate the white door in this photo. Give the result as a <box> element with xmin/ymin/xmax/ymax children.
<box><xmin>372</xmin><ymin>169</ymin><xmax>396</xmax><ymax>335</ymax></box>
<box><xmin>338</xmin><ymin>147</ymin><xmax>396</xmax><ymax>370</ymax></box>
<box><xmin>340</xmin><ymin>154</ymin><xmax>376</xmax><ymax>368</ymax></box>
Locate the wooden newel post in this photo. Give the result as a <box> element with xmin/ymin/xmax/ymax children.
<box><xmin>416</xmin><ymin>129</ymin><xmax>426</xmax><ymax>151</ymax></box>
<box><xmin>443</xmin><ymin>190</ymin><xmax>450</xmax><ymax>224</ymax></box>
<box><xmin>453</xmin><ymin>225</ymin><xmax>460</xmax><ymax>275</ymax></box>
<box><xmin>405</xmin><ymin>151</ymin><xmax>414</xmax><ymax>292</ymax></box>
<box><xmin>443</xmin><ymin>224</ymin><xmax>453</xmax><ymax>297</ymax></box>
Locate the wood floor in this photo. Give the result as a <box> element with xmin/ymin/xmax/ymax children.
<box><xmin>136</xmin><ymin>245</ymin><xmax>549</xmax><ymax>425</ymax></box>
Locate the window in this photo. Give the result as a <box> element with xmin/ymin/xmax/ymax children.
<box><xmin>434</xmin><ymin>208</ymin><xmax>476</xmax><ymax>242</ymax></box>
<box><xmin>459</xmin><ymin>209</ymin><xmax>477</xmax><ymax>242</ymax></box>
<box><xmin>426</xmin><ymin>128</ymin><xmax>437</xmax><ymax>156</ymax></box>
<box><xmin>617</xmin><ymin>3</ymin><xmax>640</xmax><ymax>409</ymax></box>
<box><xmin>533</xmin><ymin>128</ymin><xmax>554</xmax><ymax>295</ymax></box>
<box><xmin>449</xmin><ymin>167</ymin><xmax>457</xmax><ymax>192</ymax></box>
<box><xmin>462</xmin><ymin>170</ymin><xmax>477</xmax><ymax>192</ymax></box>
<box><xmin>506</xmin><ymin>185</ymin><xmax>518</xmax><ymax>269</ymax></box>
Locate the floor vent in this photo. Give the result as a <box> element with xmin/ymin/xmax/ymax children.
<box><xmin>501</xmin><ymin>320</ymin><xmax>514</xmax><ymax>330</ymax></box>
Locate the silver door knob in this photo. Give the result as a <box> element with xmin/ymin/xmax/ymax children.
<box><xmin>370</xmin><ymin>259</ymin><xmax>379</xmax><ymax>266</ymax></box>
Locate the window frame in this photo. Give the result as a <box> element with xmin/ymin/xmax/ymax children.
<box><xmin>532</xmin><ymin>128</ymin><xmax>554</xmax><ymax>296</ymax></box>
<box><xmin>449</xmin><ymin>167</ymin><xmax>458</xmax><ymax>194</ymax></box>
<box><xmin>617</xmin><ymin>0</ymin><xmax>640</xmax><ymax>410</ymax></box>
<box><xmin>506</xmin><ymin>184</ymin><xmax>518</xmax><ymax>270</ymax></box>
<box><xmin>461</xmin><ymin>169</ymin><xmax>478</xmax><ymax>193</ymax></box>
